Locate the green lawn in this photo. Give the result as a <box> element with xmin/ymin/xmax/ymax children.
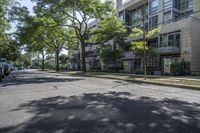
<box><xmin>54</xmin><ymin>70</ymin><xmax>200</xmax><ymax>89</ymax></box>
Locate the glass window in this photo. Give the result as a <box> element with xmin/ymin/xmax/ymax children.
<box><xmin>134</xmin><ymin>59</ymin><xmax>141</xmax><ymax>69</ymax></box>
<box><xmin>173</xmin><ymin>11</ymin><xmax>180</xmax><ymax>22</ymax></box>
<box><xmin>150</xmin><ymin>0</ymin><xmax>158</xmax><ymax>15</ymax></box>
<box><xmin>119</xmin><ymin>11</ymin><xmax>124</xmax><ymax>22</ymax></box>
<box><xmin>159</xmin><ymin>32</ymin><xmax>180</xmax><ymax>47</ymax></box>
<box><xmin>125</xmin><ymin>11</ymin><xmax>131</xmax><ymax>25</ymax></box>
<box><xmin>160</xmin><ymin>34</ymin><xmax>168</xmax><ymax>47</ymax></box>
<box><xmin>149</xmin><ymin>16</ymin><xmax>158</xmax><ymax>29</ymax></box>
<box><xmin>163</xmin><ymin>11</ymin><xmax>172</xmax><ymax>24</ymax></box>
<box><xmin>163</xmin><ymin>34</ymin><xmax>168</xmax><ymax>47</ymax></box>
<box><xmin>131</xmin><ymin>7</ymin><xmax>142</xmax><ymax>26</ymax></box>
<box><xmin>175</xmin><ymin>34</ymin><xmax>180</xmax><ymax>47</ymax></box>
<box><xmin>174</xmin><ymin>0</ymin><xmax>180</xmax><ymax>9</ymax></box>
<box><xmin>180</xmin><ymin>0</ymin><xmax>193</xmax><ymax>11</ymax></box>
<box><xmin>159</xmin><ymin>36</ymin><xmax>162</xmax><ymax>47</ymax></box>
<box><xmin>168</xmin><ymin>34</ymin><xmax>174</xmax><ymax>46</ymax></box>
<box><xmin>164</xmin><ymin>0</ymin><xmax>172</xmax><ymax>10</ymax></box>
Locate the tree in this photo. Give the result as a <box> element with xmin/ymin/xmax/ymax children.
<box><xmin>31</xmin><ymin>0</ymin><xmax>114</xmax><ymax>73</ymax></box>
<box><xmin>18</xmin><ymin>15</ymin><xmax>68</xmax><ymax>72</ymax></box>
<box><xmin>14</xmin><ymin>52</ymin><xmax>32</xmax><ymax>67</ymax></box>
<box><xmin>18</xmin><ymin>16</ymin><xmax>48</xmax><ymax>71</ymax></box>
<box><xmin>90</xmin><ymin>15</ymin><xmax>127</xmax><ymax>49</ymax></box>
<box><xmin>100</xmin><ymin>45</ymin><xmax>122</xmax><ymax>69</ymax></box>
<box><xmin>59</xmin><ymin>54</ymin><xmax>68</xmax><ymax>69</ymax></box>
<box><xmin>90</xmin><ymin>14</ymin><xmax>127</xmax><ymax>71</ymax></box>
<box><xmin>0</xmin><ymin>0</ymin><xmax>11</xmax><ymax>50</ymax></box>
<box><xmin>44</xmin><ymin>23</ymin><xmax>68</xmax><ymax>72</ymax></box>
<box><xmin>0</xmin><ymin>38</ymin><xmax>21</xmax><ymax>61</ymax></box>
<box><xmin>130</xmin><ymin>27</ymin><xmax>160</xmax><ymax>79</ymax></box>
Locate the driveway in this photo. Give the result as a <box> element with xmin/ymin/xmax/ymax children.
<box><xmin>0</xmin><ymin>69</ymin><xmax>200</xmax><ymax>133</ymax></box>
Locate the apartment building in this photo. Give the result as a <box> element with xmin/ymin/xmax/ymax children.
<box><xmin>117</xmin><ymin>0</ymin><xmax>200</xmax><ymax>74</ymax></box>
<box><xmin>69</xmin><ymin>0</ymin><xmax>200</xmax><ymax>75</ymax></box>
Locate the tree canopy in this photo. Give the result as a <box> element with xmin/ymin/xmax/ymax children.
<box><xmin>30</xmin><ymin>0</ymin><xmax>115</xmax><ymax>72</ymax></box>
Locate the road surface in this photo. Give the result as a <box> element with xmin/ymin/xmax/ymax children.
<box><xmin>0</xmin><ymin>69</ymin><xmax>200</xmax><ymax>133</ymax></box>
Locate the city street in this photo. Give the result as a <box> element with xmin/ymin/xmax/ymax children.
<box><xmin>0</xmin><ymin>69</ymin><xmax>200</xmax><ymax>133</ymax></box>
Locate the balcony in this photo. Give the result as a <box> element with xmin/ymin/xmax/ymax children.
<box><xmin>122</xmin><ymin>51</ymin><xmax>135</xmax><ymax>59</ymax></box>
<box><xmin>118</xmin><ymin>0</ymin><xmax>148</xmax><ymax>12</ymax></box>
<box><xmin>156</xmin><ymin>46</ymin><xmax>180</xmax><ymax>54</ymax></box>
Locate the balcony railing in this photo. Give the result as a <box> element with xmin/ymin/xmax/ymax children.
<box><xmin>122</xmin><ymin>0</ymin><xmax>131</xmax><ymax>5</ymax></box>
<box><xmin>122</xmin><ymin>51</ymin><xmax>135</xmax><ymax>59</ymax></box>
<box><xmin>156</xmin><ymin>46</ymin><xmax>180</xmax><ymax>54</ymax></box>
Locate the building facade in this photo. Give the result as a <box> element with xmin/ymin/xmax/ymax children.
<box><xmin>117</xmin><ymin>0</ymin><xmax>200</xmax><ymax>74</ymax></box>
<box><xmin>68</xmin><ymin>0</ymin><xmax>200</xmax><ymax>75</ymax></box>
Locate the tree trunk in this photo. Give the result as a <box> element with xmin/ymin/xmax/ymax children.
<box><xmin>81</xmin><ymin>41</ymin><xmax>87</xmax><ymax>73</ymax></box>
<box><xmin>55</xmin><ymin>51</ymin><xmax>60</xmax><ymax>72</ymax></box>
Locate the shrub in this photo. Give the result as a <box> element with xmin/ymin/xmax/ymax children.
<box><xmin>147</xmin><ymin>66</ymin><xmax>155</xmax><ymax>75</ymax></box>
<box><xmin>171</xmin><ymin>63</ymin><xmax>181</xmax><ymax>76</ymax></box>
<box><xmin>170</xmin><ymin>62</ymin><xmax>191</xmax><ymax>76</ymax></box>
<box><xmin>135</xmin><ymin>69</ymin><xmax>144</xmax><ymax>74</ymax></box>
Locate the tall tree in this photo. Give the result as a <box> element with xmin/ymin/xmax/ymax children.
<box><xmin>18</xmin><ymin>16</ymin><xmax>48</xmax><ymax>71</ymax></box>
<box><xmin>0</xmin><ymin>0</ymin><xmax>11</xmax><ymax>48</ymax></box>
<box><xmin>31</xmin><ymin>0</ymin><xmax>114</xmax><ymax>73</ymax></box>
<box><xmin>0</xmin><ymin>37</ymin><xmax>21</xmax><ymax>61</ymax></box>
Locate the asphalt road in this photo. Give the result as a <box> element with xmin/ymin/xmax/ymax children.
<box><xmin>0</xmin><ymin>69</ymin><xmax>200</xmax><ymax>133</ymax></box>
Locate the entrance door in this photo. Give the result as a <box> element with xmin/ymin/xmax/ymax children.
<box><xmin>164</xmin><ymin>58</ymin><xmax>172</xmax><ymax>73</ymax></box>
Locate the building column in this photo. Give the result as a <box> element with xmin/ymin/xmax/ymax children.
<box><xmin>158</xmin><ymin>0</ymin><xmax>164</xmax><ymax>25</ymax></box>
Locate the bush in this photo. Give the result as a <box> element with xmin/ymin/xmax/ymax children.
<box><xmin>162</xmin><ymin>72</ymin><xmax>173</xmax><ymax>76</ymax></box>
<box><xmin>171</xmin><ymin>63</ymin><xmax>181</xmax><ymax>76</ymax></box>
<box><xmin>170</xmin><ymin>62</ymin><xmax>191</xmax><ymax>76</ymax></box>
<box><xmin>135</xmin><ymin>69</ymin><xmax>144</xmax><ymax>74</ymax></box>
<box><xmin>147</xmin><ymin>66</ymin><xmax>155</xmax><ymax>75</ymax></box>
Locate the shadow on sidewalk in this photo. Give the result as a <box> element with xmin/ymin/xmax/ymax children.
<box><xmin>1</xmin><ymin>92</ymin><xmax>200</xmax><ymax>133</ymax></box>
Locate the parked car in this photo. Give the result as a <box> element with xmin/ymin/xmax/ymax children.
<box><xmin>9</xmin><ymin>64</ymin><xmax>15</xmax><ymax>71</ymax></box>
<box><xmin>0</xmin><ymin>62</ymin><xmax>5</xmax><ymax>82</ymax></box>
<box><xmin>18</xmin><ymin>67</ymin><xmax>25</xmax><ymax>70</ymax></box>
<box><xmin>4</xmin><ymin>64</ymin><xmax>11</xmax><ymax>76</ymax></box>
<box><xmin>0</xmin><ymin>58</ymin><xmax>10</xmax><ymax>76</ymax></box>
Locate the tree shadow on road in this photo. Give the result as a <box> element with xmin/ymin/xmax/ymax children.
<box><xmin>1</xmin><ymin>92</ymin><xmax>200</xmax><ymax>133</ymax></box>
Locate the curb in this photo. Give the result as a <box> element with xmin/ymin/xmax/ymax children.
<box><xmin>48</xmin><ymin>71</ymin><xmax>200</xmax><ymax>91</ymax></box>
<box><xmin>83</xmin><ymin>74</ymin><xmax>200</xmax><ymax>91</ymax></box>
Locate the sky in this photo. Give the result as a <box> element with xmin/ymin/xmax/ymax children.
<box><xmin>18</xmin><ymin>0</ymin><xmax>36</xmax><ymax>15</ymax></box>
<box><xmin>10</xmin><ymin>0</ymin><xmax>36</xmax><ymax>32</ymax></box>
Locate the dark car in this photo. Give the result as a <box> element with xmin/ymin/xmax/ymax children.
<box><xmin>0</xmin><ymin>62</ymin><xmax>5</xmax><ymax>82</ymax></box>
<box><xmin>4</xmin><ymin>64</ymin><xmax>11</xmax><ymax>76</ymax></box>
<box><xmin>0</xmin><ymin>58</ymin><xmax>11</xmax><ymax>76</ymax></box>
